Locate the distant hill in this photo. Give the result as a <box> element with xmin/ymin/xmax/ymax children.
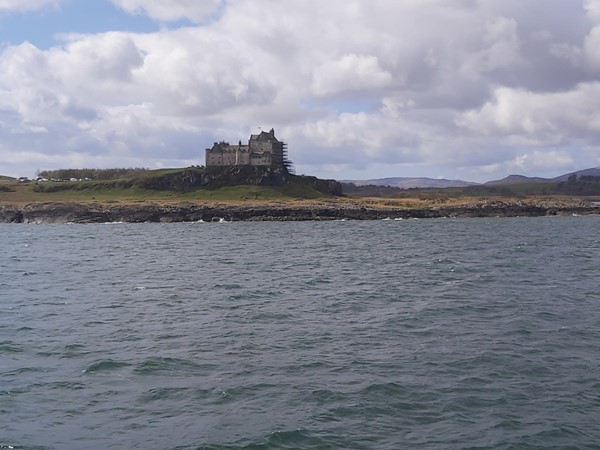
<box><xmin>342</xmin><ymin>177</ymin><xmax>477</xmax><ymax>189</ymax></box>
<box><xmin>486</xmin><ymin>167</ymin><xmax>600</xmax><ymax>185</ymax></box>
<box><xmin>342</xmin><ymin>166</ymin><xmax>600</xmax><ymax>197</ymax></box>
<box><xmin>553</xmin><ymin>167</ymin><xmax>600</xmax><ymax>182</ymax></box>
<box><xmin>485</xmin><ymin>175</ymin><xmax>551</xmax><ymax>185</ymax></box>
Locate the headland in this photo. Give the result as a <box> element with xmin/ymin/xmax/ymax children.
<box><xmin>2</xmin><ymin>166</ymin><xmax>599</xmax><ymax>223</ymax></box>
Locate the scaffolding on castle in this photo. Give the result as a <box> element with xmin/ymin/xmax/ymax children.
<box><xmin>281</xmin><ymin>142</ymin><xmax>295</xmax><ymax>174</ymax></box>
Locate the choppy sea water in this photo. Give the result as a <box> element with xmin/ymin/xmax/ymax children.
<box><xmin>1</xmin><ymin>216</ymin><xmax>600</xmax><ymax>450</ymax></box>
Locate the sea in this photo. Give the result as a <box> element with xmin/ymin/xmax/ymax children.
<box><xmin>1</xmin><ymin>216</ymin><xmax>599</xmax><ymax>450</ymax></box>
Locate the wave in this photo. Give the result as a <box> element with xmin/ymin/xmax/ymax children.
<box><xmin>82</xmin><ymin>359</ymin><xmax>131</xmax><ymax>374</ymax></box>
<box><xmin>0</xmin><ymin>341</ymin><xmax>23</xmax><ymax>353</ymax></box>
<box><xmin>133</xmin><ymin>357</ymin><xmax>214</xmax><ymax>376</ymax></box>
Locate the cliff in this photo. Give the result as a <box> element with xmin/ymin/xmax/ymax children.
<box><xmin>1</xmin><ymin>200</ymin><xmax>598</xmax><ymax>224</ymax></box>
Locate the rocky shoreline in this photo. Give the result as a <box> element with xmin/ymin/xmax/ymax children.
<box><xmin>1</xmin><ymin>200</ymin><xmax>599</xmax><ymax>223</ymax></box>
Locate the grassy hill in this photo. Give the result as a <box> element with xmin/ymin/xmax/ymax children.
<box><xmin>0</xmin><ymin>167</ymin><xmax>341</xmax><ymax>203</ymax></box>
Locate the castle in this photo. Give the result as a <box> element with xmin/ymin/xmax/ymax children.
<box><xmin>205</xmin><ymin>128</ymin><xmax>291</xmax><ymax>170</ymax></box>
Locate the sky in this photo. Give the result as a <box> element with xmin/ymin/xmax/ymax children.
<box><xmin>1</xmin><ymin>0</ymin><xmax>600</xmax><ymax>182</ymax></box>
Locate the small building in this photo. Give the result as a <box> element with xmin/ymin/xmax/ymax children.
<box><xmin>205</xmin><ymin>128</ymin><xmax>290</xmax><ymax>170</ymax></box>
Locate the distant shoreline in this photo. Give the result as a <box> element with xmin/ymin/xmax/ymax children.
<box><xmin>1</xmin><ymin>200</ymin><xmax>599</xmax><ymax>223</ymax></box>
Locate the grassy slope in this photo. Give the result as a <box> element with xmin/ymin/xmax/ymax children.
<box><xmin>0</xmin><ymin>175</ymin><xmax>326</xmax><ymax>204</ymax></box>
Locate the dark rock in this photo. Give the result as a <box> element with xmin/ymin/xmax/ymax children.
<box><xmin>20</xmin><ymin>202</ymin><xmax>111</xmax><ymax>224</ymax></box>
<box><xmin>0</xmin><ymin>200</ymin><xmax>598</xmax><ymax>224</ymax></box>
<box><xmin>0</xmin><ymin>205</ymin><xmax>23</xmax><ymax>223</ymax></box>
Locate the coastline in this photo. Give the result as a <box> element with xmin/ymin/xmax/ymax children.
<box><xmin>1</xmin><ymin>199</ymin><xmax>599</xmax><ymax>223</ymax></box>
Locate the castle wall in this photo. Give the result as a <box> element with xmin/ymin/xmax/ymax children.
<box><xmin>249</xmin><ymin>141</ymin><xmax>273</xmax><ymax>153</ymax></box>
<box><xmin>237</xmin><ymin>150</ymin><xmax>250</xmax><ymax>165</ymax></box>
<box><xmin>250</xmin><ymin>152</ymin><xmax>272</xmax><ymax>166</ymax></box>
<box><xmin>205</xmin><ymin>149</ymin><xmax>223</xmax><ymax>166</ymax></box>
<box><xmin>206</xmin><ymin>144</ymin><xmax>251</xmax><ymax>166</ymax></box>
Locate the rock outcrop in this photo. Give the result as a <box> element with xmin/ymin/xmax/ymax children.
<box><xmin>0</xmin><ymin>200</ymin><xmax>598</xmax><ymax>224</ymax></box>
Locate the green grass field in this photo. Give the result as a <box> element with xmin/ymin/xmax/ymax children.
<box><xmin>0</xmin><ymin>178</ymin><xmax>325</xmax><ymax>203</ymax></box>
<box><xmin>0</xmin><ymin>166</ymin><xmax>338</xmax><ymax>203</ymax></box>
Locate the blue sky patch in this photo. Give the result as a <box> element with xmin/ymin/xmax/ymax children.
<box><xmin>0</xmin><ymin>0</ymin><xmax>162</xmax><ymax>49</ymax></box>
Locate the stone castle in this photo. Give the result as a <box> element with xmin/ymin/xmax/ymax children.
<box><xmin>205</xmin><ymin>128</ymin><xmax>291</xmax><ymax>171</ymax></box>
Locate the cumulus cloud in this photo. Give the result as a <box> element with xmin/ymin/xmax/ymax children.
<box><xmin>1</xmin><ymin>0</ymin><xmax>600</xmax><ymax>181</ymax></box>
<box><xmin>54</xmin><ymin>33</ymin><xmax>145</xmax><ymax>83</ymax></box>
<box><xmin>459</xmin><ymin>17</ymin><xmax>522</xmax><ymax>76</ymax></box>
<box><xmin>0</xmin><ymin>0</ymin><xmax>60</xmax><ymax>12</ymax></box>
<box><xmin>584</xmin><ymin>26</ymin><xmax>600</xmax><ymax>71</ymax></box>
<box><xmin>110</xmin><ymin>0</ymin><xmax>222</xmax><ymax>23</ymax></box>
<box><xmin>311</xmin><ymin>54</ymin><xmax>393</xmax><ymax>97</ymax></box>
<box><xmin>458</xmin><ymin>83</ymin><xmax>600</xmax><ymax>144</ymax></box>
<box><xmin>510</xmin><ymin>151</ymin><xmax>574</xmax><ymax>172</ymax></box>
<box><xmin>584</xmin><ymin>0</ymin><xmax>600</xmax><ymax>23</ymax></box>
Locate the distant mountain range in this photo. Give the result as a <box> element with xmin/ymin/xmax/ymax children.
<box><xmin>487</xmin><ymin>166</ymin><xmax>600</xmax><ymax>185</ymax></box>
<box><xmin>341</xmin><ymin>177</ymin><xmax>478</xmax><ymax>189</ymax></box>
<box><xmin>343</xmin><ymin>166</ymin><xmax>600</xmax><ymax>188</ymax></box>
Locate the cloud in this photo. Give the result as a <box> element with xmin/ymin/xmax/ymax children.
<box><xmin>311</xmin><ymin>54</ymin><xmax>393</xmax><ymax>97</ymax></box>
<box><xmin>459</xmin><ymin>17</ymin><xmax>522</xmax><ymax>76</ymax></box>
<box><xmin>458</xmin><ymin>83</ymin><xmax>600</xmax><ymax>145</ymax></box>
<box><xmin>584</xmin><ymin>26</ymin><xmax>600</xmax><ymax>71</ymax></box>
<box><xmin>584</xmin><ymin>0</ymin><xmax>600</xmax><ymax>23</ymax></box>
<box><xmin>110</xmin><ymin>0</ymin><xmax>222</xmax><ymax>23</ymax></box>
<box><xmin>54</xmin><ymin>33</ymin><xmax>145</xmax><ymax>83</ymax></box>
<box><xmin>0</xmin><ymin>0</ymin><xmax>60</xmax><ymax>12</ymax></box>
<box><xmin>1</xmin><ymin>0</ymin><xmax>600</xmax><ymax>181</ymax></box>
<box><xmin>509</xmin><ymin>151</ymin><xmax>574</xmax><ymax>172</ymax></box>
